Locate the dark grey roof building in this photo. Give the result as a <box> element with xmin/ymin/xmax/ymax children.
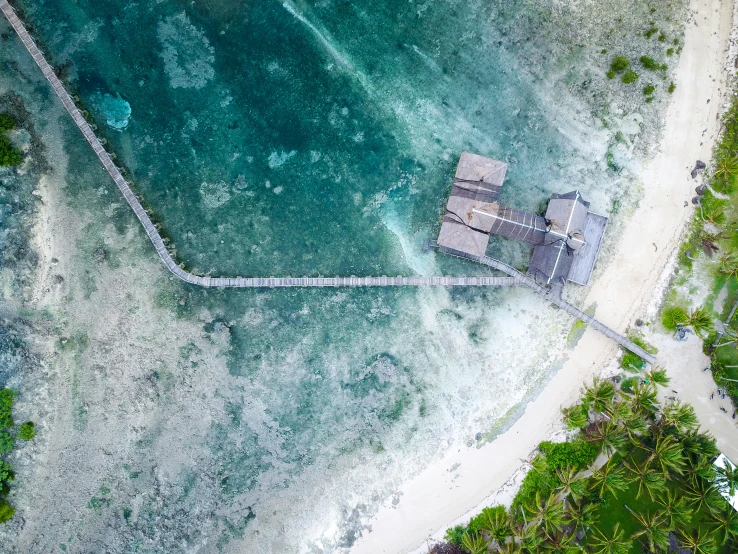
<box><xmin>437</xmin><ymin>153</ymin><xmax>608</xmax><ymax>286</ymax></box>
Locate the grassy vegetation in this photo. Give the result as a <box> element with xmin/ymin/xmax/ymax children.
<box><xmin>659</xmin><ymin>94</ymin><xmax>738</xmax><ymax>410</ymax></box>
<box><xmin>0</xmin><ymin>113</ymin><xmax>23</xmax><ymax>167</ymax></box>
<box><xmin>0</xmin><ymin>388</ymin><xmax>36</xmax><ymax>523</ymax></box>
<box><xmin>434</xmin><ymin>377</ymin><xmax>738</xmax><ymax>554</ymax></box>
<box><xmin>643</xmin><ymin>84</ymin><xmax>656</xmax><ymax>96</ymax></box>
<box><xmin>622</xmin><ymin>70</ymin><xmax>639</xmax><ymax>84</ymax></box>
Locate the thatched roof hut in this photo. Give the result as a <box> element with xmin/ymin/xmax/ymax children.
<box><xmin>437</xmin><ymin>154</ymin><xmax>607</xmax><ymax>287</ymax></box>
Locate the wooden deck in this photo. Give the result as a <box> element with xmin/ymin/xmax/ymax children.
<box><xmin>0</xmin><ymin>0</ymin><xmax>656</xmax><ymax>364</ymax></box>
<box><xmin>439</xmin><ymin>248</ymin><xmax>657</xmax><ymax>364</ymax></box>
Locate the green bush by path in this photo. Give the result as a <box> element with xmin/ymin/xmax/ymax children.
<box><xmin>610</xmin><ymin>55</ymin><xmax>630</xmax><ymax>73</ymax></box>
<box><xmin>0</xmin><ymin>114</ymin><xmax>16</xmax><ymax>132</ymax></box>
<box><xmin>643</xmin><ymin>84</ymin><xmax>655</xmax><ymax>96</ymax></box>
<box><xmin>0</xmin><ymin>112</ymin><xmax>22</xmax><ymax>166</ymax></box>
<box><xmin>0</xmin><ymin>501</ymin><xmax>14</xmax><ymax>524</ymax></box>
<box><xmin>0</xmin><ymin>388</ymin><xmax>36</xmax><ymax>524</ymax></box>
<box><xmin>17</xmin><ymin>421</ymin><xmax>36</xmax><ymax>440</ymax></box>
<box><xmin>0</xmin><ymin>389</ymin><xmax>15</xmax><ymax>429</ymax></box>
<box><xmin>621</xmin><ymin>70</ymin><xmax>639</xmax><ymax>84</ymax></box>
<box><xmin>0</xmin><ymin>432</ymin><xmax>13</xmax><ymax>454</ymax></box>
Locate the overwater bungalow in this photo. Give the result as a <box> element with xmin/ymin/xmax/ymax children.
<box><xmin>437</xmin><ymin>152</ymin><xmax>608</xmax><ymax>287</ymax></box>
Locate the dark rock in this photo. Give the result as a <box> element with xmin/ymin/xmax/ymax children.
<box><xmin>691</xmin><ymin>160</ymin><xmax>706</xmax><ymax>178</ymax></box>
<box><xmin>691</xmin><ymin>196</ymin><xmax>700</xmax><ymax>205</ymax></box>
<box><xmin>92</xmin><ymin>247</ymin><xmax>107</xmax><ymax>264</ymax></box>
<box><xmin>695</xmin><ymin>184</ymin><xmax>707</xmax><ymax>195</ymax></box>
<box><xmin>674</xmin><ymin>325</ymin><xmax>690</xmax><ymax>341</ymax></box>
<box><xmin>635</xmin><ymin>319</ymin><xmax>643</xmax><ymax>327</ymax></box>
<box><xmin>475</xmin><ymin>432</ymin><xmax>482</xmax><ymax>441</ymax></box>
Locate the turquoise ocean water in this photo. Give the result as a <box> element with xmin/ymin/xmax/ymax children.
<box><xmin>2</xmin><ymin>0</ymin><xmax>685</xmax><ymax>551</ymax></box>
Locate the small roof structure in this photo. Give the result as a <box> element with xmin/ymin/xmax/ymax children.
<box><xmin>436</xmin><ymin>153</ymin><xmax>608</xmax><ymax>287</ymax></box>
<box><xmin>530</xmin><ymin>191</ymin><xmax>590</xmax><ymax>285</ymax></box>
<box><xmin>436</xmin><ymin>152</ymin><xmax>507</xmax><ymax>257</ymax></box>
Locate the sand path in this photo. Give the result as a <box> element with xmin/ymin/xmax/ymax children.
<box><xmin>351</xmin><ymin>0</ymin><xmax>736</xmax><ymax>551</ymax></box>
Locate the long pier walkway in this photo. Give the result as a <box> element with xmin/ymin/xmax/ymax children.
<box><xmin>0</xmin><ymin>0</ymin><xmax>656</xmax><ymax>363</ymax></box>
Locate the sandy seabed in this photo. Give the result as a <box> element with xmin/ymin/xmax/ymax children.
<box><xmin>351</xmin><ymin>0</ymin><xmax>738</xmax><ymax>552</ymax></box>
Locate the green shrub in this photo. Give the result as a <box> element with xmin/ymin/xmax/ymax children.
<box><xmin>622</xmin><ymin>351</ymin><xmax>645</xmax><ymax>371</ymax></box>
<box><xmin>0</xmin><ymin>390</ymin><xmax>15</xmax><ymax>429</ymax></box>
<box><xmin>444</xmin><ymin>525</ymin><xmax>468</xmax><ymax>545</ymax></box>
<box><xmin>658</xmin><ymin>33</ymin><xmax>666</xmax><ymax>42</ymax></box>
<box><xmin>0</xmin><ymin>114</ymin><xmax>16</xmax><ymax>132</ymax></box>
<box><xmin>666</xmin><ymin>48</ymin><xmax>674</xmax><ymax>56</ymax></box>
<box><xmin>17</xmin><ymin>421</ymin><xmax>36</xmax><ymax>441</ymax></box>
<box><xmin>468</xmin><ymin>505</ymin><xmax>507</xmax><ymax>535</ymax></box>
<box><xmin>0</xmin><ymin>460</ymin><xmax>13</xmax><ymax>485</ymax></box>
<box><xmin>0</xmin><ymin>136</ymin><xmax>22</xmax><ymax>166</ymax></box>
<box><xmin>562</xmin><ymin>403</ymin><xmax>589</xmax><ymax>430</ymax></box>
<box><xmin>668</xmin><ymin>81</ymin><xmax>676</xmax><ymax>93</ymax></box>
<box><xmin>621</xmin><ymin>70</ymin><xmax>639</xmax><ymax>84</ymax></box>
<box><xmin>606</xmin><ymin>70</ymin><xmax>616</xmax><ymax>80</ymax></box>
<box><xmin>640</xmin><ymin>56</ymin><xmax>659</xmax><ymax>70</ymax></box>
<box><xmin>539</xmin><ymin>439</ymin><xmax>599</xmax><ymax>470</ymax></box>
<box><xmin>643</xmin><ymin>84</ymin><xmax>655</xmax><ymax>96</ymax></box>
<box><xmin>621</xmin><ymin>376</ymin><xmax>638</xmax><ymax>393</ymax></box>
<box><xmin>0</xmin><ymin>501</ymin><xmax>14</xmax><ymax>523</ymax></box>
<box><xmin>610</xmin><ymin>55</ymin><xmax>630</xmax><ymax>73</ymax></box>
<box><xmin>662</xmin><ymin>306</ymin><xmax>688</xmax><ymax>331</ymax></box>
<box><xmin>0</xmin><ymin>431</ymin><xmax>13</xmax><ymax>454</ymax></box>
<box><xmin>645</xmin><ymin>27</ymin><xmax>658</xmax><ymax>39</ymax></box>
<box><xmin>645</xmin><ymin>97</ymin><xmax>654</xmax><ymax>104</ymax></box>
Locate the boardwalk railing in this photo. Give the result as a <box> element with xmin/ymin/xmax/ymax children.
<box><xmin>0</xmin><ymin>0</ymin><xmax>656</xmax><ymax>363</ymax></box>
<box><xmin>0</xmin><ymin>0</ymin><xmax>524</xmax><ymax>290</ymax></box>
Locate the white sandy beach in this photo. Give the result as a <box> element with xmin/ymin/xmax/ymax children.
<box><xmin>351</xmin><ymin>0</ymin><xmax>738</xmax><ymax>552</ymax></box>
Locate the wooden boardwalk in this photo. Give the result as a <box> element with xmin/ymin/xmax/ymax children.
<box><xmin>0</xmin><ymin>0</ymin><xmax>523</xmax><ymax>291</ymax></box>
<box><xmin>0</xmin><ymin>0</ymin><xmax>656</xmax><ymax>364</ymax></box>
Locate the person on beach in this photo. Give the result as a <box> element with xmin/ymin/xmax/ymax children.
<box><xmin>711</xmin><ymin>392</ymin><xmax>715</xmax><ymax>399</ymax></box>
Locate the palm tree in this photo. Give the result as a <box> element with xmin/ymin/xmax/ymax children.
<box><xmin>707</xmin><ymin>507</ymin><xmax>738</xmax><ymax>546</ymax></box>
<box><xmin>588</xmin><ymin>522</ymin><xmax>632</xmax><ymax>554</ymax></box>
<box><xmin>476</xmin><ymin>506</ymin><xmax>513</xmax><ymax>546</ymax></box>
<box><xmin>681</xmin><ymin>430</ymin><xmax>719</xmax><ymax>471</ymax></box>
<box><xmin>676</xmin><ymin>527</ymin><xmax>718</xmax><ymax>554</ymax></box>
<box><xmin>686</xmin><ymin>477</ymin><xmax>722</xmax><ymax>513</ymax></box>
<box><xmin>644</xmin><ymin>366</ymin><xmax>670</xmax><ymax>387</ymax></box>
<box><xmin>589</xmin><ymin>460</ymin><xmax>629</xmax><ymax>498</ymax></box>
<box><xmin>719</xmin><ymin>251</ymin><xmax>738</xmax><ymax>279</ymax></box>
<box><xmin>716</xmin><ymin>461</ymin><xmax>738</xmax><ymax>496</ymax></box>
<box><xmin>582</xmin><ymin>377</ymin><xmax>616</xmax><ymax>413</ymax></box>
<box><xmin>510</xmin><ymin>522</ymin><xmax>544</xmax><ymax>553</ymax></box>
<box><xmin>588</xmin><ymin>420</ymin><xmax>628</xmax><ymax>456</ymax></box>
<box><xmin>604</xmin><ymin>400</ymin><xmax>632</xmax><ymax>426</ymax></box>
<box><xmin>626</xmin><ymin>382</ymin><xmax>659</xmax><ymax>417</ymax></box>
<box><xmin>714</xmin><ymin>154</ymin><xmax>738</xmax><ymax>179</ymax></box>
<box><xmin>659</xmin><ymin>401</ymin><xmax>699</xmax><ymax>434</ymax></box>
<box><xmin>554</xmin><ymin>467</ymin><xmax>585</xmax><ymax>506</ymax></box>
<box><xmin>562</xmin><ymin>403</ymin><xmax>589</xmax><ymax>430</ymax></box>
<box><xmin>643</xmin><ymin>435</ymin><xmax>687</xmax><ymax>478</ymax></box>
<box><xmin>461</xmin><ymin>531</ymin><xmax>488</xmax><ymax>554</ymax></box>
<box><xmin>496</xmin><ymin>537</ymin><xmax>523</xmax><ymax>554</ymax></box>
<box><xmin>626</xmin><ymin>507</ymin><xmax>670</xmax><ymax>553</ymax></box>
<box><xmin>656</xmin><ymin>489</ymin><xmax>693</xmax><ymax>529</ymax></box>
<box><xmin>620</xmin><ymin>411</ymin><xmax>648</xmax><ymax>445</ymax></box>
<box><xmin>623</xmin><ymin>457</ymin><xmax>668</xmax><ymax>501</ymax></box>
<box><xmin>688</xmin><ymin>306</ymin><xmax>714</xmax><ymax>338</ymax></box>
<box><xmin>538</xmin><ymin>531</ymin><xmax>577</xmax><ymax>553</ymax></box>
<box><xmin>523</xmin><ymin>492</ymin><xmax>566</xmax><ymax>537</ymax></box>
<box><xmin>567</xmin><ymin>499</ymin><xmax>598</xmax><ymax>536</ymax></box>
